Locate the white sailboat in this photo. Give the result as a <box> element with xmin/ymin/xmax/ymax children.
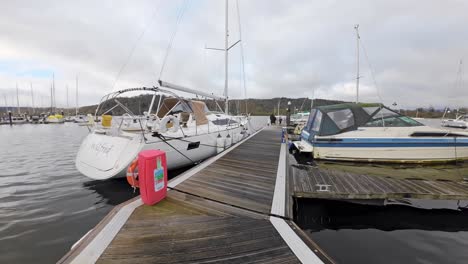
<box><xmin>46</xmin><ymin>74</ymin><xmax>65</xmax><ymax>124</ymax></box>
<box><xmin>441</xmin><ymin>60</ymin><xmax>465</xmax><ymax>128</ymax></box>
<box><xmin>76</xmin><ymin>1</ymin><xmax>251</xmax><ymax>180</ymax></box>
<box><xmin>11</xmin><ymin>84</ymin><xmax>28</xmax><ymax>124</ymax></box>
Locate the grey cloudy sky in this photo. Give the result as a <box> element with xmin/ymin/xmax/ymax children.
<box><xmin>0</xmin><ymin>0</ymin><xmax>467</xmax><ymax>109</ymax></box>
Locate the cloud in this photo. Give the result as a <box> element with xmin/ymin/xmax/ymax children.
<box><xmin>0</xmin><ymin>0</ymin><xmax>467</xmax><ymax>110</ymax></box>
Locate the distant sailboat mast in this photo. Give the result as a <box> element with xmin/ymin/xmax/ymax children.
<box><xmin>75</xmin><ymin>75</ymin><xmax>79</xmax><ymax>116</ymax></box>
<box><xmin>66</xmin><ymin>85</ymin><xmax>69</xmax><ymax>115</ymax></box>
<box><xmin>3</xmin><ymin>94</ymin><xmax>8</xmax><ymax>113</ymax></box>
<box><xmin>354</xmin><ymin>24</ymin><xmax>360</xmax><ymax>104</ymax></box>
<box><xmin>16</xmin><ymin>83</ymin><xmax>21</xmax><ymax>115</ymax></box>
<box><xmin>30</xmin><ymin>82</ymin><xmax>35</xmax><ymax>114</ymax></box>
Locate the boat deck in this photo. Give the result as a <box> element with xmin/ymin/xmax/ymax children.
<box><xmin>59</xmin><ymin>127</ymin><xmax>330</xmax><ymax>264</ymax></box>
<box><xmin>292</xmin><ymin>164</ymin><xmax>468</xmax><ymax>200</ymax></box>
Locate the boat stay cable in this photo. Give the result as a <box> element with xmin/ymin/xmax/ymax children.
<box><xmin>236</xmin><ymin>0</ymin><xmax>248</xmax><ymax>114</ymax></box>
<box><xmin>158</xmin><ymin>0</ymin><xmax>191</xmax><ymax>80</ymax></box>
<box><xmin>358</xmin><ymin>30</ymin><xmax>386</xmax><ymax>127</ymax></box>
<box><xmin>109</xmin><ymin>0</ymin><xmax>162</xmax><ymax>92</ymax></box>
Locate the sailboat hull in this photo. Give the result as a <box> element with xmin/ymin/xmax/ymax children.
<box><xmin>76</xmin><ymin>127</ymin><xmax>245</xmax><ymax>180</ymax></box>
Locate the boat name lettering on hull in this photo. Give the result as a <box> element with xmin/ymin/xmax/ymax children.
<box><xmin>90</xmin><ymin>142</ymin><xmax>114</xmax><ymax>156</ymax></box>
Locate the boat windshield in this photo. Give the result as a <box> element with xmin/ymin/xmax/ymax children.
<box><xmin>364</xmin><ymin>108</ymin><xmax>424</xmax><ymax>127</ymax></box>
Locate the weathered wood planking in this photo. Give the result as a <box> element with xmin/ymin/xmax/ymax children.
<box><xmin>94</xmin><ymin>128</ymin><xmax>303</xmax><ymax>263</ymax></box>
<box><xmin>97</xmin><ymin>190</ymin><xmax>300</xmax><ymax>263</ymax></box>
<box><xmin>174</xmin><ymin>127</ymin><xmax>283</xmax><ymax>214</ymax></box>
<box><xmin>292</xmin><ymin>164</ymin><xmax>468</xmax><ymax>200</ymax></box>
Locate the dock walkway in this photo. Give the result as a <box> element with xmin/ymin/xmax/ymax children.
<box><xmin>60</xmin><ymin>127</ymin><xmax>329</xmax><ymax>264</ymax></box>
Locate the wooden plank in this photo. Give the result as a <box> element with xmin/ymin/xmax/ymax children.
<box><xmin>174</xmin><ymin>127</ymin><xmax>283</xmax><ymax>214</ymax></box>
<box><xmin>97</xmin><ymin>191</ymin><xmax>301</xmax><ymax>264</ymax></box>
<box><xmin>292</xmin><ymin>165</ymin><xmax>468</xmax><ymax>201</ymax></box>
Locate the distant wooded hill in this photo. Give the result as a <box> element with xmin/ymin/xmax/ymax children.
<box><xmin>75</xmin><ymin>96</ymin><xmax>347</xmax><ymax>116</ymax></box>
<box><xmin>0</xmin><ymin>97</ymin><xmax>456</xmax><ymax>118</ymax></box>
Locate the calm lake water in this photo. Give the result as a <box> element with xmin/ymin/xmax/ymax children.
<box><xmin>2</xmin><ymin>117</ymin><xmax>468</xmax><ymax>263</ymax></box>
<box><xmin>0</xmin><ymin>116</ymin><xmax>268</xmax><ymax>263</ymax></box>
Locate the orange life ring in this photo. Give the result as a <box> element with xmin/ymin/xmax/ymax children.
<box><xmin>126</xmin><ymin>158</ymin><xmax>139</xmax><ymax>188</ymax></box>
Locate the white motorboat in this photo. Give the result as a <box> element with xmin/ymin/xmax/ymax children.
<box><xmin>9</xmin><ymin>116</ymin><xmax>28</xmax><ymax>124</ymax></box>
<box><xmin>441</xmin><ymin>115</ymin><xmax>468</xmax><ymax>129</ymax></box>
<box><xmin>76</xmin><ymin>84</ymin><xmax>250</xmax><ymax>180</ymax></box>
<box><xmin>73</xmin><ymin>115</ymin><xmax>88</xmax><ymax>124</ymax></box>
<box><xmin>293</xmin><ymin>103</ymin><xmax>468</xmax><ymax>163</ymax></box>
<box><xmin>291</xmin><ymin>112</ymin><xmax>310</xmax><ymax>126</ymax></box>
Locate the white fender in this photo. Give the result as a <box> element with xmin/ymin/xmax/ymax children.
<box><xmin>225</xmin><ymin>134</ymin><xmax>232</xmax><ymax>148</ymax></box>
<box><xmin>216</xmin><ymin>134</ymin><xmax>224</xmax><ymax>153</ymax></box>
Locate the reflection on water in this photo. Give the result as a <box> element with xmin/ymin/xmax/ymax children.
<box><xmin>296</xmin><ymin>199</ymin><xmax>468</xmax><ymax>264</ymax></box>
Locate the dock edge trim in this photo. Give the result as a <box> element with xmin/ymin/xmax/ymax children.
<box><xmin>271</xmin><ymin>142</ymin><xmax>287</xmax><ymax>216</ymax></box>
<box><xmin>270</xmin><ymin>216</ymin><xmax>324</xmax><ymax>264</ymax></box>
<box><xmin>270</xmin><ymin>141</ymin><xmax>324</xmax><ymax>264</ymax></box>
<box><xmin>69</xmin><ymin>198</ymin><xmax>143</xmax><ymax>264</ymax></box>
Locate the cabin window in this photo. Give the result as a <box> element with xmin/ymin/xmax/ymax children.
<box><xmin>373</xmin><ymin>107</ymin><xmax>399</xmax><ymax>119</ymax></box>
<box><xmin>364</xmin><ymin>107</ymin><xmax>424</xmax><ymax>127</ymax></box>
<box><xmin>327</xmin><ymin>109</ymin><xmax>355</xmax><ymax>130</ymax></box>
<box><xmin>212</xmin><ymin>118</ymin><xmax>238</xmax><ymax>125</ymax></box>
<box><xmin>364</xmin><ymin>116</ymin><xmax>423</xmax><ymax>127</ymax></box>
<box><xmin>304</xmin><ymin>109</ymin><xmax>316</xmax><ymax>132</ymax></box>
<box><xmin>311</xmin><ymin>111</ymin><xmax>322</xmax><ymax>132</ymax></box>
<box><xmin>363</xmin><ymin>107</ymin><xmax>379</xmax><ymax>115</ymax></box>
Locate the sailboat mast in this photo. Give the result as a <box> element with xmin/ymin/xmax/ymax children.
<box><xmin>311</xmin><ymin>86</ymin><xmax>315</xmax><ymax>109</ymax></box>
<box><xmin>224</xmin><ymin>0</ymin><xmax>229</xmax><ymax>115</ymax></box>
<box><xmin>52</xmin><ymin>73</ymin><xmax>56</xmax><ymax>112</ymax></box>
<box><xmin>30</xmin><ymin>82</ymin><xmax>35</xmax><ymax>114</ymax></box>
<box><xmin>354</xmin><ymin>24</ymin><xmax>360</xmax><ymax>104</ymax></box>
<box><xmin>16</xmin><ymin>83</ymin><xmax>21</xmax><ymax>115</ymax></box>
<box><xmin>50</xmin><ymin>83</ymin><xmax>53</xmax><ymax>113</ymax></box>
<box><xmin>75</xmin><ymin>75</ymin><xmax>78</xmax><ymax>116</ymax></box>
<box><xmin>3</xmin><ymin>94</ymin><xmax>8</xmax><ymax>113</ymax></box>
<box><xmin>66</xmin><ymin>85</ymin><xmax>69</xmax><ymax>111</ymax></box>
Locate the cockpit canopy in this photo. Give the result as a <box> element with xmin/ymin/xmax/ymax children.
<box><xmin>157</xmin><ymin>98</ymin><xmax>209</xmax><ymax>125</ymax></box>
<box><xmin>304</xmin><ymin>103</ymin><xmax>424</xmax><ymax>136</ymax></box>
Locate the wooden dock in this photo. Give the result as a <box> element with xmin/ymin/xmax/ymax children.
<box><xmin>59</xmin><ymin>127</ymin><xmax>331</xmax><ymax>264</ymax></box>
<box><xmin>291</xmin><ymin>164</ymin><xmax>468</xmax><ymax>200</ymax></box>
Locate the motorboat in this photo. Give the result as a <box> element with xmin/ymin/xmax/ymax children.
<box><xmin>30</xmin><ymin>115</ymin><xmax>41</xmax><ymax>124</ymax></box>
<box><xmin>291</xmin><ymin>112</ymin><xmax>310</xmax><ymax>126</ymax></box>
<box><xmin>11</xmin><ymin>116</ymin><xmax>28</xmax><ymax>124</ymax></box>
<box><xmin>75</xmin><ymin>83</ymin><xmax>250</xmax><ymax>180</ymax></box>
<box><xmin>441</xmin><ymin>115</ymin><xmax>468</xmax><ymax>129</ymax></box>
<box><xmin>293</xmin><ymin>103</ymin><xmax>468</xmax><ymax>163</ymax></box>
<box><xmin>73</xmin><ymin>115</ymin><xmax>88</xmax><ymax>124</ymax></box>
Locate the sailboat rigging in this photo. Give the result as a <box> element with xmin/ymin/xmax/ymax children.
<box><xmin>75</xmin><ymin>0</ymin><xmax>251</xmax><ymax>180</ymax></box>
